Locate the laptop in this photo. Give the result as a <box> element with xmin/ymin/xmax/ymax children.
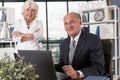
<box><xmin>17</xmin><ymin>50</ymin><xmax>58</xmax><ymax>80</ymax></box>
<box><xmin>16</xmin><ymin>50</ymin><xmax>104</xmax><ymax>80</ymax></box>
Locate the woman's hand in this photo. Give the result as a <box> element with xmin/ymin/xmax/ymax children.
<box><xmin>35</xmin><ymin>28</ymin><xmax>40</xmax><ymax>32</ymax></box>
<box><xmin>12</xmin><ymin>31</ymin><xmax>24</xmax><ymax>38</ymax></box>
<box><xmin>12</xmin><ymin>31</ymin><xmax>34</xmax><ymax>42</ymax></box>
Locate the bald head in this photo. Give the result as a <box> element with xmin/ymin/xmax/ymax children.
<box><xmin>63</xmin><ymin>12</ymin><xmax>82</xmax><ymax>39</ymax></box>
<box><xmin>64</xmin><ymin>12</ymin><xmax>81</xmax><ymax>20</ymax></box>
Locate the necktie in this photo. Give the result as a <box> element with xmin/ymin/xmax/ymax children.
<box><xmin>69</xmin><ymin>40</ymin><xmax>76</xmax><ymax>64</ymax></box>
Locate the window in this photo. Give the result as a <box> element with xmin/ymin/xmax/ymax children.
<box><xmin>3</xmin><ymin>1</ymin><xmax>90</xmax><ymax>64</ymax></box>
<box><xmin>47</xmin><ymin>2</ymin><xmax>67</xmax><ymax>40</ymax></box>
<box><xmin>4</xmin><ymin>2</ymin><xmax>23</xmax><ymax>21</ymax></box>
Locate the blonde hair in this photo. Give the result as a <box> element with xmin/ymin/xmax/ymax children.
<box><xmin>22</xmin><ymin>0</ymin><xmax>38</xmax><ymax>17</ymax></box>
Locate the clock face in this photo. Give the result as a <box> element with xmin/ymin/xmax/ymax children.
<box><xmin>94</xmin><ymin>10</ymin><xmax>105</xmax><ymax>21</ymax></box>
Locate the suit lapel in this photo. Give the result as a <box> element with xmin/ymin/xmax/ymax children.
<box><xmin>63</xmin><ymin>37</ymin><xmax>70</xmax><ymax>65</ymax></box>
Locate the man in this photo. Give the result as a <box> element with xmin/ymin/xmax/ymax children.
<box><xmin>55</xmin><ymin>12</ymin><xmax>105</xmax><ymax>79</ymax></box>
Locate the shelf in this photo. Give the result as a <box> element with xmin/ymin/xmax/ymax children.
<box><xmin>0</xmin><ymin>38</ymin><xmax>16</xmax><ymax>48</ymax></box>
<box><xmin>81</xmin><ymin>5</ymin><xmax>120</xmax><ymax>80</ymax></box>
<box><xmin>113</xmin><ymin>75</ymin><xmax>120</xmax><ymax>80</ymax></box>
<box><xmin>82</xmin><ymin>5</ymin><xmax>119</xmax><ymax>13</ymax></box>
<box><xmin>0</xmin><ymin>7</ymin><xmax>15</xmax><ymax>24</ymax></box>
<box><xmin>82</xmin><ymin>20</ymin><xmax>118</xmax><ymax>25</ymax></box>
<box><xmin>100</xmin><ymin>37</ymin><xmax>120</xmax><ymax>40</ymax></box>
<box><xmin>0</xmin><ymin>22</ymin><xmax>3</xmax><ymax>24</ymax></box>
<box><xmin>112</xmin><ymin>56</ymin><xmax>120</xmax><ymax>60</ymax></box>
<box><xmin>0</xmin><ymin>7</ymin><xmax>6</xmax><ymax>11</ymax></box>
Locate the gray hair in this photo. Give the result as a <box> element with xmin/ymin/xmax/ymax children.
<box><xmin>22</xmin><ymin>0</ymin><xmax>38</xmax><ymax>17</ymax></box>
<box><xmin>69</xmin><ymin>12</ymin><xmax>81</xmax><ymax>19</ymax></box>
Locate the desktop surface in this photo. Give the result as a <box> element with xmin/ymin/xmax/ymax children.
<box><xmin>56</xmin><ymin>72</ymin><xmax>109</xmax><ymax>80</ymax></box>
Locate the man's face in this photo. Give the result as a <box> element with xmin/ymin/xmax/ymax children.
<box><xmin>64</xmin><ymin>13</ymin><xmax>82</xmax><ymax>38</ymax></box>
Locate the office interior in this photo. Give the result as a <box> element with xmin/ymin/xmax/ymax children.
<box><xmin>0</xmin><ymin>0</ymin><xmax>120</xmax><ymax>80</ymax></box>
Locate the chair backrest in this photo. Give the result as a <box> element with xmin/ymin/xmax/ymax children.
<box><xmin>101</xmin><ymin>39</ymin><xmax>112</xmax><ymax>77</ymax></box>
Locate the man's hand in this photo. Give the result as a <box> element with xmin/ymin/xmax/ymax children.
<box><xmin>62</xmin><ymin>65</ymin><xmax>80</xmax><ymax>79</ymax></box>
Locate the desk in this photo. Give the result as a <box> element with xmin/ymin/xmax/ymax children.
<box><xmin>85</xmin><ymin>76</ymin><xmax>110</xmax><ymax>80</ymax></box>
<box><xmin>0</xmin><ymin>38</ymin><xmax>16</xmax><ymax>48</ymax></box>
<box><xmin>59</xmin><ymin>76</ymin><xmax>109</xmax><ymax>80</ymax></box>
<box><xmin>60</xmin><ymin>77</ymin><xmax>109</xmax><ymax>80</ymax></box>
<box><xmin>56</xmin><ymin>72</ymin><xmax>109</xmax><ymax>80</ymax></box>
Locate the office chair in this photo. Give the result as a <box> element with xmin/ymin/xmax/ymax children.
<box><xmin>75</xmin><ymin>28</ymin><xmax>113</xmax><ymax>79</ymax></box>
<box><xmin>101</xmin><ymin>39</ymin><xmax>113</xmax><ymax>80</ymax></box>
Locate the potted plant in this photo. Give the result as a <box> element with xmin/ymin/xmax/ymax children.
<box><xmin>0</xmin><ymin>53</ymin><xmax>39</xmax><ymax>80</ymax></box>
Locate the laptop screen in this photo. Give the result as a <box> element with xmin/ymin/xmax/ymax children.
<box><xmin>17</xmin><ymin>50</ymin><xmax>57</xmax><ymax>80</ymax></box>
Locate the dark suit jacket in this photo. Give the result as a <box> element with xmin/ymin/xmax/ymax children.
<box><xmin>55</xmin><ymin>30</ymin><xmax>105</xmax><ymax>77</ymax></box>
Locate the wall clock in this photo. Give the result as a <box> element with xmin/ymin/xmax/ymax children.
<box><xmin>94</xmin><ymin>9</ymin><xmax>105</xmax><ymax>21</ymax></box>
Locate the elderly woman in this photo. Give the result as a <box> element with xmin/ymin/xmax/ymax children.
<box><xmin>12</xmin><ymin>0</ymin><xmax>43</xmax><ymax>53</ymax></box>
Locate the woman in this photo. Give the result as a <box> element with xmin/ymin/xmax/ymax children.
<box><xmin>12</xmin><ymin>0</ymin><xmax>43</xmax><ymax>53</ymax></box>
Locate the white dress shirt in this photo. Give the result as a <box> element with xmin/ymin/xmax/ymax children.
<box><xmin>70</xmin><ymin>31</ymin><xmax>85</xmax><ymax>78</ymax></box>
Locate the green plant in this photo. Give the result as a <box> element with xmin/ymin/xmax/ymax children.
<box><xmin>0</xmin><ymin>53</ymin><xmax>39</xmax><ymax>80</ymax></box>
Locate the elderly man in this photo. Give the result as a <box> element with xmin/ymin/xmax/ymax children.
<box><xmin>55</xmin><ymin>12</ymin><xmax>105</xmax><ymax>80</ymax></box>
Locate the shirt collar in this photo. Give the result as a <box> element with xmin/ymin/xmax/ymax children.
<box><xmin>70</xmin><ymin>31</ymin><xmax>81</xmax><ymax>45</ymax></box>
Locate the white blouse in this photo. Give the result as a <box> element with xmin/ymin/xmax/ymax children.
<box><xmin>13</xmin><ymin>18</ymin><xmax>43</xmax><ymax>53</ymax></box>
